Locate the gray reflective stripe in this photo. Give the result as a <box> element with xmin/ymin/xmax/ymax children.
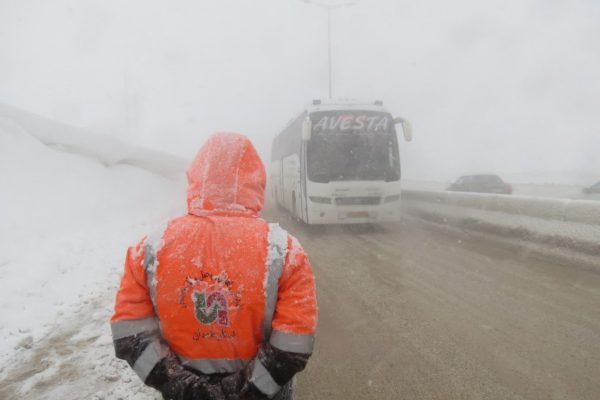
<box><xmin>250</xmin><ymin>358</ymin><xmax>281</xmax><ymax>398</ymax></box>
<box><xmin>144</xmin><ymin>243</ymin><xmax>159</xmax><ymax>310</ymax></box>
<box><xmin>133</xmin><ymin>340</ymin><xmax>168</xmax><ymax>382</ymax></box>
<box><xmin>263</xmin><ymin>224</ymin><xmax>288</xmax><ymax>340</ymax></box>
<box><xmin>269</xmin><ymin>330</ymin><xmax>315</xmax><ymax>354</ymax></box>
<box><xmin>178</xmin><ymin>356</ymin><xmax>248</xmax><ymax>374</ymax></box>
<box><xmin>110</xmin><ymin>317</ymin><xmax>159</xmax><ymax>340</ymax></box>
<box><xmin>142</xmin><ymin>224</ymin><xmax>167</xmax><ymax>311</ymax></box>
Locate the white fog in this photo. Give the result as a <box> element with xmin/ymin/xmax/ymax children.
<box><xmin>1</xmin><ymin>1</ymin><xmax>599</xmax><ymax>399</ymax></box>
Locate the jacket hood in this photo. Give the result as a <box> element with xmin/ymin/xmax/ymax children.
<box><xmin>186</xmin><ymin>132</ymin><xmax>266</xmax><ymax>217</ymax></box>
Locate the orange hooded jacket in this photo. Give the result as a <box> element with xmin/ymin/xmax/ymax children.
<box><xmin>111</xmin><ymin>133</ymin><xmax>317</xmax><ymax>399</ymax></box>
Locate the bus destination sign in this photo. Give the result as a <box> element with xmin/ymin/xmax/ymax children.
<box><xmin>312</xmin><ymin>113</ymin><xmax>390</xmax><ymax>133</ymax></box>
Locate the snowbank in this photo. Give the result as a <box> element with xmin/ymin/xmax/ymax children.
<box><xmin>402</xmin><ymin>179</ymin><xmax>598</xmax><ymax>200</ymax></box>
<box><xmin>401</xmin><ymin>189</ymin><xmax>600</xmax><ymax>270</ymax></box>
<box><xmin>0</xmin><ymin>102</ymin><xmax>187</xmax><ymax>180</ymax></box>
<box><xmin>0</xmin><ymin>113</ymin><xmax>185</xmax><ymax>365</ymax></box>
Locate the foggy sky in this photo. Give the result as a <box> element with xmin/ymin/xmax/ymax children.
<box><xmin>1</xmin><ymin>0</ymin><xmax>599</xmax><ymax>183</ymax></box>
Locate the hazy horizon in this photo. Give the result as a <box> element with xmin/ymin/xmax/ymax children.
<box><xmin>1</xmin><ymin>0</ymin><xmax>599</xmax><ymax>183</ymax></box>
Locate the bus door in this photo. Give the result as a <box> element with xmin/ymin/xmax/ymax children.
<box><xmin>298</xmin><ymin>140</ymin><xmax>308</xmax><ymax>222</ymax></box>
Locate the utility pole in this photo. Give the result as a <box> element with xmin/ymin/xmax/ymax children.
<box><xmin>300</xmin><ymin>0</ymin><xmax>356</xmax><ymax>99</ymax></box>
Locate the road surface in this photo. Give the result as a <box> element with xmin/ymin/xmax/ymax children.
<box><xmin>265</xmin><ymin>208</ymin><xmax>600</xmax><ymax>400</ymax></box>
<box><xmin>1</xmin><ymin>207</ymin><xmax>599</xmax><ymax>399</ymax></box>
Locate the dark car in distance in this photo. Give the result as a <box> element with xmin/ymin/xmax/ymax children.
<box><xmin>582</xmin><ymin>181</ymin><xmax>600</xmax><ymax>194</ymax></box>
<box><xmin>447</xmin><ymin>174</ymin><xmax>512</xmax><ymax>195</ymax></box>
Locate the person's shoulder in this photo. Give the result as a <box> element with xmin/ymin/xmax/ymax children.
<box><xmin>138</xmin><ymin>216</ymin><xmax>183</xmax><ymax>249</ymax></box>
<box><xmin>287</xmin><ymin>234</ymin><xmax>307</xmax><ymax>261</ymax></box>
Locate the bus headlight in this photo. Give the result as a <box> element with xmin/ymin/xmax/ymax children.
<box><xmin>384</xmin><ymin>195</ymin><xmax>401</xmax><ymax>203</ymax></box>
<box><xmin>309</xmin><ymin>196</ymin><xmax>332</xmax><ymax>204</ymax></box>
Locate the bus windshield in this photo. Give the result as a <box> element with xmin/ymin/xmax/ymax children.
<box><xmin>307</xmin><ymin>111</ymin><xmax>400</xmax><ymax>183</ymax></box>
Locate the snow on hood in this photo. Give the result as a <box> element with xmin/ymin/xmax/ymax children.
<box><xmin>186</xmin><ymin>132</ymin><xmax>266</xmax><ymax>216</ymax></box>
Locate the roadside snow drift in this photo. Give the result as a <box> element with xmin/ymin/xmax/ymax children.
<box><xmin>0</xmin><ymin>112</ymin><xmax>185</xmax><ymax>372</ymax></box>
<box><xmin>401</xmin><ymin>189</ymin><xmax>600</xmax><ymax>270</ymax></box>
<box><xmin>0</xmin><ymin>103</ymin><xmax>187</xmax><ymax>180</ymax></box>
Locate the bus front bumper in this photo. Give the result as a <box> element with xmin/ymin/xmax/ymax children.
<box><xmin>307</xmin><ymin>202</ymin><xmax>402</xmax><ymax>224</ymax></box>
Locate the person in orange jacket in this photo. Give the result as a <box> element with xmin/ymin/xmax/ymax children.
<box><xmin>110</xmin><ymin>132</ymin><xmax>317</xmax><ymax>400</ymax></box>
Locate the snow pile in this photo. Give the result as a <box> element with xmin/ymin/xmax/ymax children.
<box><xmin>0</xmin><ymin>114</ymin><xmax>185</xmax><ymax>369</ymax></box>
<box><xmin>401</xmin><ymin>189</ymin><xmax>600</xmax><ymax>270</ymax></box>
<box><xmin>0</xmin><ymin>102</ymin><xmax>187</xmax><ymax>180</ymax></box>
<box><xmin>402</xmin><ymin>179</ymin><xmax>596</xmax><ymax>200</ymax></box>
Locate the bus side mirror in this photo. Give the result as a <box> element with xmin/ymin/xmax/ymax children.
<box><xmin>394</xmin><ymin>117</ymin><xmax>413</xmax><ymax>142</ymax></box>
<box><xmin>302</xmin><ymin>118</ymin><xmax>312</xmax><ymax>141</ymax></box>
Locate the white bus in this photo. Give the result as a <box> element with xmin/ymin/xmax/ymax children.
<box><xmin>270</xmin><ymin>99</ymin><xmax>412</xmax><ymax>224</ymax></box>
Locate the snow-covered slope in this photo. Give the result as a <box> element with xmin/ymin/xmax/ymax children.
<box><xmin>0</xmin><ymin>103</ymin><xmax>187</xmax><ymax>180</ymax></box>
<box><xmin>0</xmin><ymin>111</ymin><xmax>185</xmax><ymax>372</ymax></box>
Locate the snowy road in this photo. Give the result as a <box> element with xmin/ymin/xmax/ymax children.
<box><xmin>0</xmin><ymin>290</ymin><xmax>159</xmax><ymax>399</ymax></box>
<box><xmin>2</xmin><ymin>206</ymin><xmax>600</xmax><ymax>399</ymax></box>
<box><xmin>265</xmin><ymin>208</ymin><xmax>600</xmax><ymax>400</ymax></box>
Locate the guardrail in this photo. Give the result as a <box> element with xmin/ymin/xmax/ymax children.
<box><xmin>401</xmin><ymin>189</ymin><xmax>600</xmax><ymax>269</ymax></box>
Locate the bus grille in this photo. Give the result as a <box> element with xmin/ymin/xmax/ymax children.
<box><xmin>335</xmin><ymin>197</ymin><xmax>381</xmax><ymax>206</ymax></box>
